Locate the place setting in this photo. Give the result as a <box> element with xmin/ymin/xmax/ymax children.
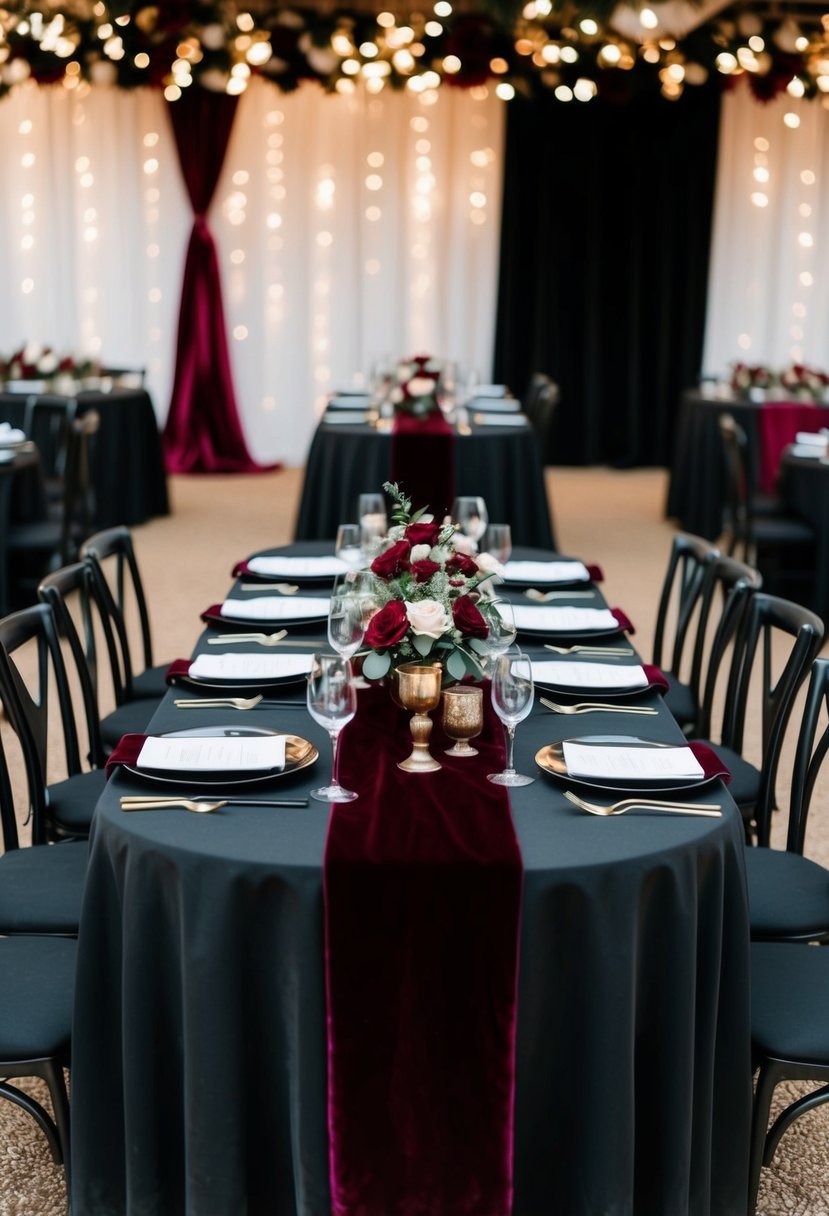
<box><xmin>201</xmin><ymin>593</ymin><xmax>331</xmax><ymax>630</ymax></box>
<box><xmin>504</xmin><ymin>600</ymin><xmax>635</xmax><ymax>641</ymax></box>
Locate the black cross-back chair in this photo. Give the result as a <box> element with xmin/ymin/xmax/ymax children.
<box><xmin>748</xmin><ymin>940</ymin><xmax>829</xmax><ymax>1214</ymax></box>
<box><xmin>39</xmin><ymin>561</ymin><xmax>158</xmax><ymax>754</ymax></box>
<box><xmin>0</xmin><ymin>603</ymin><xmax>107</xmax><ymax>841</ymax></box>
<box><xmin>21</xmin><ymin>394</ymin><xmax>79</xmax><ymax>504</ymax></box>
<box><xmin>691</xmin><ymin>591</ymin><xmax>824</xmax><ymax>845</ymax></box>
<box><xmin>80</xmin><ymin>525</ymin><xmax>170</xmax><ymax>704</ymax></box>
<box><xmin>745</xmin><ymin>657</ymin><xmax>829</xmax><ymax>943</ymax></box>
<box><xmin>652</xmin><ymin>534</ymin><xmax>719</xmax><ymax>732</ymax></box>
<box><xmin>0</xmin><ymin>932</ymin><xmax>75</xmax><ymax>1174</ymax></box>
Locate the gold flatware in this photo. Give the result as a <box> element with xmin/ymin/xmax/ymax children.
<box><xmin>174</xmin><ymin>695</ymin><xmax>266</xmax><ymax>710</ymax></box>
<box><xmin>524</xmin><ymin>589</ymin><xmax>596</xmax><ymax>602</ymax></box>
<box><xmin>120</xmin><ymin>795</ymin><xmax>309</xmax><ymax>809</ymax></box>
<box><xmin>120</xmin><ymin>797</ymin><xmax>226</xmax><ymax>814</ymax></box>
<box><xmin>238</xmin><ymin>583</ymin><xmax>299</xmax><ymax>594</ymax></box>
<box><xmin>206</xmin><ymin>632</ymin><xmax>321</xmax><ymax>648</ymax></box>
<box><xmin>540</xmin><ymin>696</ymin><xmax>657</xmax><ymax>716</ymax></box>
<box><xmin>544</xmin><ymin>644</ymin><xmax>634</xmax><ymax>656</ymax></box>
<box><xmin>563</xmin><ymin>790</ymin><xmax>721</xmax><ymax>818</ymax></box>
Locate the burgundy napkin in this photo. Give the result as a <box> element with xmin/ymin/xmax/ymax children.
<box><xmin>688</xmin><ymin>741</ymin><xmax>732</xmax><ymax>784</ymax></box>
<box><xmin>586</xmin><ymin>564</ymin><xmax>604</xmax><ymax>582</ymax></box>
<box><xmin>641</xmin><ymin>665</ymin><xmax>669</xmax><ymax>694</ymax></box>
<box><xmin>105</xmin><ymin>734</ymin><xmax>147</xmax><ymax>777</ymax></box>
<box><xmin>611</xmin><ymin>607</ymin><xmax>635</xmax><ymax>635</ymax></box>
<box><xmin>165</xmin><ymin>659</ymin><xmax>191</xmax><ymax>685</ymax></box>
<box><xmin>232</xmin><ymin>560</ymin><xmax>252</xmax><ymax>577</ymax></box>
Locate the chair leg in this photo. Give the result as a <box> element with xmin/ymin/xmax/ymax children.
<box><xmin>764</xmin><ymin>1081</ymin><xmax>829</xmax><ymax>1164</ymax></box>
<box><xmin>0</xmin><ymin>1076</ymin><xmax>64</xmax><ymax>1164</ymax></box>
<box><xmin>40</xmin><ymin>1057</ymin><xmax>71</xmax><ymax>1177</ymax></box>
<box><xmin>748</xmin><ymin>1061</ymin><xmax>780</xmax><ymax>1215</ymax></box>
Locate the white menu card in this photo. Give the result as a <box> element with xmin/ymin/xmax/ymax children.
<box><xmin>137</xmin><ymin>735</ymin><xmax>287</xmax><ymax>773</ymax></box>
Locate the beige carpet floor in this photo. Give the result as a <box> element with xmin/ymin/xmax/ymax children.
<box><xmin>2</xmin><ymin>465</ymin><xmax>828</xmax><ymax>1215</ymax></box>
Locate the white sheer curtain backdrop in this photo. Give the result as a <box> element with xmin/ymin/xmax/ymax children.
<box><xmin>0</xmin><ymin>82</ymin><xmax>188</xmax><ymax>411</ymax></box>
<box><xmin>214</xmin><ymin>80</ymin><xmax>505</xmax><ymax>464</ymax></box>
<box><xmin>703</xmin><ymin>85</ymin><xmax>829</xmax><ymax>378</ymax></box>
<box><xmin>0</xmin><ymin>78</ymin><xmax>505</xmax><ymax>466</ymax></box>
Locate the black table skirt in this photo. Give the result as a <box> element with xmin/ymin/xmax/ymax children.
<box><xmin>294</xmin><ymin>420</ymin><xmax>556</xmax><ymax>550</ymax></box>
<box><xmin>71</xmin><ymin>545</ymin><xmax>750</xmax><ymax>1215</ymax></box>
<box><xmin>779</xmin><ymin>451</ymin><xmax>829</xmax><ymax>621</ymax></box>
<box><xmin>0</xmin><ymin>388</ymin><xmax>169</xmax><ymax>529</ymax></box>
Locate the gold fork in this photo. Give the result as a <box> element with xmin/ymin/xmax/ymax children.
<box><xmin>120</xmin><ymin>797</ymin><xmax>226</xmax><ymax>814</ymax></box>
<box><xmin>544</xmin><ymin>644</ymin><xmax>634</xmax><ymax>656</ymax></box>
<box><xmin>174</xmin><ymin>695</ymin><xmax>266</xmax><ymax>710</ymax></box>
<box><xmin>238</xmin><ymin>583</ymin><xmax>299</xmax><ymax>594</ymax></box>
<box><xmin>563</xmin><ymin>790</ymin><xmax>721</xmax><ymax>818</ymax></box>
<box><xmin>540</xmin><ymin>696</ymin><xmax>657</xmax><ymax>716</ymax></box>
<box><xmin>524</xmin><ymin>589</ymin><xmax>596</xmax><ymax>602</ymax></box>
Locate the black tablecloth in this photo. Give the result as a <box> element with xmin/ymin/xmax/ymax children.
<box><xmin>779</xmin><ymin>450</ymin><xmax>829</xmax><ymax>621</ymax></box>
<box><xmin>71</xmin><ymin>545</ymin><xmax>750</xmax><ymax>1215</ymax></box>
<box><xmin>294</xmin><ymin>418</ymin><xmax>556</xmax><ymax>549</ymax></box>
<box><xmin>0</xmin><ymin>388</ymin><xmax>169</xmax><ymax>528</ymax></box>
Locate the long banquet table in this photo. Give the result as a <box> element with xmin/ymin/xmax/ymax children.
<box><xmin>70</xmin><ymin>544</ymin><xmax>751</xmax><ymax>1215</ymax></box>
<box><xmin>294</xmin><ymin>414</ymin><xmax>556</xmax><ymax>549</ymax></box>
<box><xmin>0</xmin><ymin>387</ymin><xmax>169</xmax><ymax>528</ymax></box>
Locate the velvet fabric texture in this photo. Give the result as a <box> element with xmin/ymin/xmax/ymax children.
<box><xmin>104</xmin><ymin>733</ymin><xmax>145</xmax><ymax>777</ymax></box>
<box><xmin>324</xmin><ymin>684</ymin><xmax>523</xmax><ymax>1216</ymax></box>
<box><xmin>390</xmin><ymin>412</ymin><xmax>455</xmax><ymax>521</ymax></box>
<box><xmin>756</xmin><ymin>401</ymin><xmax>829</xmax><ymax>493</ymax></box>
<box><xmin>163</xmin><ymin>90</ymin><xmax>267</xmax><ymax>474</ymax></box>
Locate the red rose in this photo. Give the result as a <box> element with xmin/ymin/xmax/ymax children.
<box><xmin>446</xmin><ymin>553</ymin><xmax>478</xmax><ymax>577</ymax></box>
<box><xmin>371</xmin><ymin>540</ymin><xmax>411</xmax><ymax>580</ymax></box>
<box><xmin>404</xmin><ymin>521</ymin><xmax>441</xmax><ymax>547</ymax></box>
<box><xmin>365</xmin><ymin>600</ymin><xmax>409</xmax><ymax>649</ymax></box>
<box><xmin>410</xmin><ymin>559</ymin><xmax>441</xmax><ymax>583</ymax></box>
<box><xmin>452</xmin><ymin>595</ymin><xmax>488</xmax><ymax>640</ymax></box>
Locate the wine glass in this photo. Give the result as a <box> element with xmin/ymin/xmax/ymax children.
<box><xmin>488</xmin><ymin>649</ymin><xmax>535</xmax><ymax>787</ymax></box>
<box><xmin>480</xmin><ymin>600</ymin><xmax>517</xmax><ymax>672</ymax></box>
<box><xmin>482</xmin><ymin>523</ymin><xmax>512</xmax><ymax>566</ymax></box>
<box><xmin>327</xmin><ymin>592</ymin><xmax>365</xmax><ymax>661</ymax></box>
<box><xmin>358</xmin><ymin>493</ymin><xmax>388</xmax><ymax>562</ymax></box>
<box><xmin>335</xmin><ymin>523</ymin><xmax>363</xmax><ymax>576</ymax></box>
<box><xmin>451</xmin><ymin>496</ymin><xmax>488</xmax><ymax>546</ymax></box>
<box><xmin>306</xmin><ymin>653</ymin><xmax>358</xmax><ymax>802</ymax></box>
<box><xmin>442</xmin><ymin>685</ymin><xmax>483</xmax><ymax>757</ymax></box>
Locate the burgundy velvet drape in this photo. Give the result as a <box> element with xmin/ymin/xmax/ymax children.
<box><xmin>164</xmin><ymin>89</ymin><xmax>268</xmax><ymax>473</ymax></box>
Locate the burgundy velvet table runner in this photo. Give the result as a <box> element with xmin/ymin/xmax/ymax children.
<box><xmin>324</xmin><ymin>684</ymin><xmax>523</xmax><ymax>1216</ymax></box>
<box><xmin>756</xmin><ymin>401</ymin><xmax>829</xmax><ymax>493</ymax></box>
<box><xmin>391</xmin><ymin>412</ymin><xmax>455</xmax><ymax>520</ymax></box>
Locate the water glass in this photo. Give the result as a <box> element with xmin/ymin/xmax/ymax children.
<box><xmin>335</xmin><ymin>523</ymin><xmax>363</xmax><ymax>574</ymax></box>
<box><xmin>451</xmin><ymin>496</ymin><xmax>488</xmax><ymax>545</ymax></box>
<box><xmin>488</xmin><ymin>649</ymin><xmax>535</xmax><ymax>787</ymax></box>
<box><xmin>482</xmin><ymin>523</ymin><xmax>512</xmax><ymax>566</ymax></box>
<box><xmin>327</xmin><ymin>592</ymin><xmax>365</xmax><ymax>661</ymax></box>
<box><xmin>306</xmin><ymin>653</ymin><xmax>358</xmax><ymax>802</ymax></box>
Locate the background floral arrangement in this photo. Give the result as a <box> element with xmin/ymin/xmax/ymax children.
<box><xmin>0</xmin><ymin>343</ymin><xmax>100</xmax><ymax>384</ymax></box>
<box><xmin>361</xmin><ymin>482</ymin><xmax>503</xmax><ymax>683</ymax></box>
<box><xmin>2</xmin><ymin>2</ymin><xmax>829</xmax><ymax>107</ymax></box>
<box><xmin>388</xmin><ymin>355</ymin><xmax>442</xmax><ymax>419</ymax></box>
<box><xmin>731</xmin><ymin>361</ymin><xmax>829</xmax><ymax>401</ymax></box>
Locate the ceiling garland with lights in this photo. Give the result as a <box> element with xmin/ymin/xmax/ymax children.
<box><xmin>1</xmin><ymin>1</ymin><xmax>829</xmax><ymax>105</ymax></box>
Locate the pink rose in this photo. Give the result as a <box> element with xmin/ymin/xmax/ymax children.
<box><xmin>405</xmin><ymin>599</ymin><xmax>452</xmax><ymax>639</ymax></box>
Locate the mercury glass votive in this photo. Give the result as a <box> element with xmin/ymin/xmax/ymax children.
<box><xmin>395</xmin><ymin>662</ymin><xmax>443</xmax><ymax>773</ymax></box>
<box><xmin>441</xmin><ymin>685</ymin><xmax>483</xmax><ymax>757</ymax></box>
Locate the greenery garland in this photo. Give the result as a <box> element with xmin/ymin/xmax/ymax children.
<box><xmin>0</xmin><ymin>1</ymin><xmax>828</xmax><ymax>105</ymax></box>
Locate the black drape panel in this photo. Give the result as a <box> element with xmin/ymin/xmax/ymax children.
<box><xmin>494</xmin><ymin>83</ymin><xmax>721</xmax><ymax>467</ymax></box>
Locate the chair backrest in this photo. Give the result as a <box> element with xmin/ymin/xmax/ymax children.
<box><xmin>58</xmin><ymin>409</ymin><xmax>99</xmax><ymax>566</ymax></box>
<box><xmin>718</xmin><ymin>412</ymin><xmax>751</xmax><ymax>557</ymax></box>
<box><xmin>37</xmin><ymin>563</ymin><xmax>108</xmax><ymax>770</ymax></box>
<box><xmin>0</xmin><ymin>603</ymin><xmax>83</xmax><ymax>845</ymax></box>
<box><xmin>781</xmin><ymin>657</ymin><xmax>829</xmax><ymax>856</ymax></box>
<box><xmin>700</xmin><ymin>591</ymin><xmax>824</xmax><ymax>845</ymax></box>
<box><xmin>21</xmin><ymin>395</ymin><xmax>79</xmax><ymax>484</ymax></box>
<box><xmin>0</xmin><ymin>720</ymin><xmax>23</xmax><ymax>852</ymax></box>
<box><xmin>523</xmin><ymin>373</ymin><xmax>559</xmax><ymax>463</ymax></box>
<box><xmin>652</xmin><ymin>533</ymin><xmax>719</xmax><ymax>677</ymax></box>
<box><xmin>80</xmin><ymin>525</ymin><xmax>154</xmax><ymax>702</ymax></box>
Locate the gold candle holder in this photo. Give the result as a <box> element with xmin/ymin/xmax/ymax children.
<box><xmin>395</xmin><ymin>662</ymin><xmax>443</xmax><ymax>773</ymax></box>
<box><xmin>441</xmin><ymin>685</ymin><xmax>483</xmax><ymax>757</ymax></box>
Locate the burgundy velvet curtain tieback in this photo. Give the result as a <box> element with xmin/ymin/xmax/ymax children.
<box><xmin>323</xmin><ymin>684</ymin><xmax>523</xmax><ymax>1216</ymax></box>
<box><xmin>391</xmin><ymin>412</ymin><xmax>456</xmax><ymax>521</ymax></box>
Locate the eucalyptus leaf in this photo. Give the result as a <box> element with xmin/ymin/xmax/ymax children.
<box><xmin>468</xmin><ymin>637</ymin><xmax>490</xmax><ymax>655</ymax></box>
<box><xmin>446</xmin><ymin>649</ymin><xmax>468</xmax><ymax>681</ymax></box>
<box><xmin>362</xmin><ymin>650</ymin><xmax>391</xmax><ymax>680</ymax></box>
<box><xmin>412</xmin><ymin>634</ymin><xmax>434</xmax><ymax>657</ymax></box>
<box><xmin>463</xmin><ymin>652</ymin><xmax>484</xmax><ymax>678</ymax></box>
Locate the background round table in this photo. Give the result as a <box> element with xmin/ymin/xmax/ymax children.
<box><xmin>71</xmin><ymin>546</ymin><xmax>750</xmax><ymax>1216</ymax></box>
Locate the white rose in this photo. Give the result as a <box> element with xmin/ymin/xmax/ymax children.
<box><xmin>410</xmin><ymin>544</ymin><xmax>431</xmax><ymax>563</ymax></box>
<box><xmin>451</xmin><ymin>533</ymin><xmax>477</xmax><ymax>556</ymax></box>
<box><xmin>37</xmin><ymin>352</ymin><xmax>59</xmax><ymax>374</ymax></box>
<box><xmin>406</xmin><ymin>599</ymin><xmax>451</xmax><ymax>639</ymax></box>
<box><xmin>476</xmin><ymin>552</ymin><xmax>504</xmax><ymax>578</ymax></box>
<box><xmin>408</xmin><ymin>376</ymin><xmax>435</xmax><ymax>397</ymax></box>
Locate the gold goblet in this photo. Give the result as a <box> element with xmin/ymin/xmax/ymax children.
<box><xmin>441</xmin><ymin>685</ymin><xmax>483</xmax><ymax>757</ymax></box>
<box><xmin>395</xmin><ymin>663</ymin><xmax>443</xmax><ymax>773</ymax></box>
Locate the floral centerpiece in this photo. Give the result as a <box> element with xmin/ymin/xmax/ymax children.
<box><xmin>730</xmin><ymin>362</ymin><xmax>775</xmax><ymax>395</ymax></box>
<box><xmin>779</xmin><ymin>363</ymin><xmax>829</xmax><ymax>402</ymax></box>
<box><xmin>1</xmin><ymin>343</ymin><xmax>101</xmax><ymax>388</ymax></box>
<box><xmin>361</xmin><ymin>482</ymin><xmax>504</xmax><ymax>684</ymax></box>
<box><xmin>388</xmin><ymin>354</ymin><xmax>442</xmax><ymax>418</ymax></box>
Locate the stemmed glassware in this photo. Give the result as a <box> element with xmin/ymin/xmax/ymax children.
<box><xmin>487</xmin><ymin>648</ymin><xmax>535</xmax><ymax>787</ymax></box>
<box><xmin>451</xmin><ymin>496</ymin><xmax>488</xmax><ymax>547</ymax></box>
<box><xmin>327</xmin><ymin>592</ymin><xmax>366</xmax><ymax>661</ymax></box>
<box><xmin>442</xmin><ymin>685</ymin><xmax>483</xmax><ymax>757</ymax></box>
<box><xmin>481</xmin><ymin>523</ymin><xmax>512</xmax><ymax>566</ymax></box>
<box><xmin>480</xmin><ymin>600</ymin><xmax>517</xmax><ymax>671</ymax></box>
<box><xmin>358</xmin><ymin>493</ymin><xmax>388</xmax><ymax>563</ymax></box>
<box><xmin>306</xmin><ymin>653</ymin><xmax>358</xmax><ymax>802</ymax></box>
<box><xmin>335</xmin><ymin>523</ymin><xmax>363</xmax><ymax>575</ymax></box>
